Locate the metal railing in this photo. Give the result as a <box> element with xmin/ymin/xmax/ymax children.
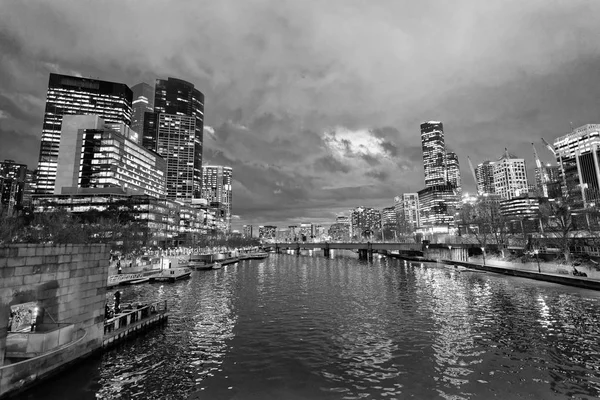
<box><xmin>103</xmin><ymin>300</ymin><xmax>167</xmax><ymax>335</ymax></box>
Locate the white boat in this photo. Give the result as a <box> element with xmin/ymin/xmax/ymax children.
<box><xmin>212</xmin><ymin>262</ymin><xmax>222</xmax><ymax>270</ymax></box>
<box><xmin>149</xmin><ymin>267</ymin><xmax>192</xmax><ymax>283</ymax></box>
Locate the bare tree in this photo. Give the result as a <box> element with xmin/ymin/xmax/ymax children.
<box><xmin>538</xmin><ymin>197</ymin><xmax>575</xmax><ymax>262</ymax></box>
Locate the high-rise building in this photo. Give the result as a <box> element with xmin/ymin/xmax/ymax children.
<box><xmin>202</xmin><ymin>166</ymin><xmax>233</xmax><ymax>231</ymax></box>
<box><xmin>243</xmin><ymin>224</ymin><xmax>253</xmax><ymax>238</ymax></box>
<box><xmin>446</xmin><ymin>151</ymin><xmax>461</xmax><ymax>194</ymax></box>
<box><xmin>395</xmin><ymin>193</ymin><xmax>420</xmax><ymax>229</ymax></box>
<box><xmin>130</xmin><ymin>82</ymin><xmax>154</xmax><ymax>140</ymax></box>
<box><xmin>553</xmin><ymin>124</ymin><xmax>600</xmax><ymax>208</ymax></box>
<box><xmin>143</xmin><ymin>77</ymin><xmax>205</xmax><ymax>201</ymax></box>
<box><xmin>382</xmin><ymin>206</ymin><xmax>397</xmax><ymax>228</ymax></box>
<box><xmin>36</xmin><ymin>73</ymin><xmax>133</xmax><ymax>194</ymax></box>
<box><xmin>54</xmin><ymin>115</ymin><xmax>166</xmax><ymax>198</ymax></box>
<box><xmin>351</xmin><ymin>207</ymin><xmax>381</xmax><ymax>238</ymax></box>
<box><xmin>420</xmin><ymin>121</ymin><xmax>447</xmax><ymax>187</ymax></box>
<box><xmin>493</xmin><ymin>151</ymin><xmax>528</xmax><ymax>200</ymax></box>
<box><xmin>417</xmin><ymin>184</ymin><xmax>458</xmax><ymax>230</ymax></box>
<box><xmin>476</xmin><ymin>161</ymin><xmax>495</xmax><ymax>195</ymax></box>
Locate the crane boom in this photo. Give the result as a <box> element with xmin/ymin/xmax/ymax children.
<box><xmin>541</xmin><ymin>137</ymin><xmax>556</xmax><ymax>155</ymax></box>
<box><xmin>467</xmin><ymin>156</ymin><xmax>478</xmax><ymax>193</ymax></box>
<box><xmin>541</xmin><ymin>137</ymin><xmax>567</xmax><ymax>197</ymax></box>
<box><xmin>531</xmin><ymin>143</ymin><xmax>542</xmax><ymax>169</ymax></box>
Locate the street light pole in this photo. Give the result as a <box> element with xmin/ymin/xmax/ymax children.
<box><xmin>534</xmin><ymin>249</ymin><xmax>540</xmax><ymax>273</ymax></box>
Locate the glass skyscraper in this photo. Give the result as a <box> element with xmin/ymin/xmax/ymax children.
<box><xmin>420</xmin><ymin>121</ymin><xmax>447</xmax><ymax>187</ymax></box>
<box><xmin>36</xmin><ymin>73</ymin><xmax>133</xmax><ymax>194</ymax></box>
<box><xmin>131</xmin><ymin>82</ymin><xmax>154</xmax><ymax>140</ymax></box>
<box><xmin>201</xmin><ymin>165</ymin><xmax>233</xmax><ymax>231</ymax></box>
<box><xmin>143</xmin><ymin>77</ymin><xmax>204</xmax><ymax>201</ymax></box>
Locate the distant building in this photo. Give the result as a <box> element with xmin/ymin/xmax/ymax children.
<box><xmin>417</xmin><ymin>184</ymin><xmax>458</xmax><ymax>230</ymax></box>
<box><xmin>493</xmin><ymin>151</ymin><xmax>528</xmax><ymax>200</ymax></box>
<box><xmin>202</xmin><ymin>166</ymin><xmax>233</xmax><ymax>231</ymax></box>
<box><xmin>382</xmin><ymin>206</ymin><xmax>397</xmax><ymax>228</ymax></box>
<box><xmin>554</xmin><ymin>124</ymin><xmax>600</xmax><ymax>208</ymax></box>
<box><xmin>0</xmin><ymin>160</ymin><xmax>29</xmax><ymax>213</ymax></box>
<box><xmin>446</xmin><ymin>151</ymin><xmax>462</xmax><ymax>195</ymax></box>
<box><xmin>54</xmin><ymin>115</ymin><xmax>166</xmax><ymax>198</ymax></box>
<box><xmin>258</xmin><ymin>225</ymin><xmax>277</xmax><ymax>240</ymax></box>
<box><xmin>475</xmin><ymin>161</ymin><xmax>495</xmax><ymax>195</ymax></box>
<box><xmin>243</xmin><ymin>224</ymin><xmax>253</xmax><ymax>238</ymax></box>
<box><xmin>143</xmin><ymin>77</ymin><xmax>205</xmax><ymax>201</ymax></box>
<box><xmin>328</xmin><ymin>223</ymin><xmax>351</xmax><ymax>241</ymax></box>
<box><xmin>395</xmin><ymin>193</ymin><xmax>420</xmax><ymax>229</ymax></box>
<box><xmin>130</xmin><ymin>82</ymin><xmax>154</xmax><ymax>141</ymax></box>
<box><xmin>420</xmin><ymin>121</ymin><xmax>447</xmax><ymax>187</ymax></box>
<box><xmin>36</xmin><ymin>73</ymin><xmax>133</xmax><ymax>194</ymax></box>
<box><xmin>351</xmin><ymin>207</ymin><xmax>381</xmax><ymax>238</ymax></box>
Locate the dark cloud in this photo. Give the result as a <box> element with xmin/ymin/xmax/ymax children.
<box><xmin>1</xmin><ymin>0</ymin><xmax>600</xmax><ymax>229</ymax></box>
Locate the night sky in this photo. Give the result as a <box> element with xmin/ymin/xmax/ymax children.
<box><xmin>1</xmin><ymin>0</ymin><xmax>600</xmax><ymax>230</ymax></box>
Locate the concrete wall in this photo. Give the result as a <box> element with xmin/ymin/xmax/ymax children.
<box><xmin>424</xmin><ymin>247</ymin><xmax>469</xmax><ymax>262</ymax></box>
<box><xmin>469</xmin><ymin>256</ymin><xmax>600</xmax><ymax>280</ymax></box>
<box><xmin>0</xmin><ymin>244</ymin><xmax>110</xmax><ymax>398</ymax></box>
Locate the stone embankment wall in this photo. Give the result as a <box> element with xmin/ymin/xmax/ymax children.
<box><xmin>469</xmin><ymin>257</ymin><xmax>600</xmax><ymax>280</ymax></box>
<box><xmin>0</xmin><ymin>244</ymin><xmax>110</xmax><ymax>398</ymax></box>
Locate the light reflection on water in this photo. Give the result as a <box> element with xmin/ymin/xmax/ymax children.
<box><xmin>18</xmin><ymin>254</ymin><xmax>600</xmax><ymax>400</ymax></box>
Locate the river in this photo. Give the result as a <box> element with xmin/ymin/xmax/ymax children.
<box><xmin>17</xmin><ymin>253</ymin><xmax>600</xmax><ymax>399</ymax></box>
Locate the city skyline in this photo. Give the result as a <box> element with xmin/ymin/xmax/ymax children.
<box><xmin>2</xmin><ymin>1</ymin><xmax>600</xmax><ymax>230</ymax></box>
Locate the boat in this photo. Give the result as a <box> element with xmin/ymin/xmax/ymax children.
<box><xmin>212</xmin><ymin>262</ymin><xmax>222</xmax><ymax>270</ymax></box>
<box><xmin>149</xmin><ymin>267</ymin><xmax>192</xmax><ymax>283</ymax></box>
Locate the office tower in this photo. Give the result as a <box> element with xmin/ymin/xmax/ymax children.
<box><xmin>351</xmin><ymin>207</ymin><xmax>381</xmax><ymax>238</ymax></box>
<box><xmin>36</xmin><ymin>73</ymin><xmax>133</xmax><ymax>194</ymax></box>
<box><xmin>395</xmin><ymin>193</ymin><xmax>420</xmax><ymax>229</ymax></box>
<box><xmin>554</xmin><ymin>124</ymin><xmax>600</xmax><ymax>208</ymax></box>
<box><xmin>143</xmin><ymin>77</ymin><xmax>204</xmax><ymax>201</ymax></box>
<box><xmin>243</xmin><ymin>224</ymin><xmax>253</xmax><ymax>238</ymax></box>
<box><xmin>417</xmin><ymin>184</ymin><xmax>458</xmax><ymax>230</ymax></box>
<box><xmin>55</xmin><ymin>115</ymin><xmax>166</xmax><ymax>198</ymax></box>
<box><xmin>420</xmin><ymin>121</ymin><xmax>447</xmax><ymax>187</ymax></box>
<box><xmin>493</xmin><ymin>151</ymin><xmax>528</xmax><ymax>200</ymax></box>
<box><xmin>382</xmin><ymin>206</ymin><xmax>397</xmax><ymax>228</ymax></box>
<box><xmin>131</xmin><ymin>82</ymin><xmax>154</xmax><ymax>139</ymax></box>
<box><xmin>446</xmin><ymin>151</ymin><xmax>462</xmax><ymax>194</ymax></box>
<box><xmin>201</xmin><ymin>166</ymin><xmax>233</xmax><ymax>231</ymax></box>
<box><xmin>475</xmin><ymin>161</ymin><xmax>495</xmax><ymax>195</ymax></box>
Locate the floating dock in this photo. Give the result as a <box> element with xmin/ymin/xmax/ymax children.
<box><xmin>103</xmin><ymin>300</ymin><xmax>169</xmax><ymax>348</ymax></box>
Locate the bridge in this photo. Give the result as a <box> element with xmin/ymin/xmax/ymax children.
<box><xmin>269</xmin><ymin>242</ymin><xmax>478</xmax><ymax>261</ymax></box>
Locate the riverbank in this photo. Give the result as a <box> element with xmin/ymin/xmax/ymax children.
<box><xmin>388</xmin><ymin>254</ymin><xmax>600</xmax><ymax>291</ymax></box>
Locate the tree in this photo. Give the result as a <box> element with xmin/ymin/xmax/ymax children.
<box><xmin>538</xmin><ymin>197</ymin><xmax>576</xmax><ymax>262</ymax></box>
<box><xmin>396</xmin><ymin>212</ymin><xmax>414</xmax><ymax>242</ymax></box>
<box><xmin>459</xmin><ymin>199</ymin><xmax>510</xmax><ymax>257</ymax></box>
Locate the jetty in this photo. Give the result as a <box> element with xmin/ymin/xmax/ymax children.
<box><xmin>103</xmin><ymin>300</ymin><xmax>169</xmax><ymax>348</ymax></box>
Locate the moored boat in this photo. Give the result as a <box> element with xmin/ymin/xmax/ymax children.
<box><xmin>149</xmin><ymin>267</ymin><xmax>192</xmax><ymax>283</ymax></box>
<box><xmin>212</xmin><ymin>262</ymin><xmax>222</xmax><ymax>270</ymax></box>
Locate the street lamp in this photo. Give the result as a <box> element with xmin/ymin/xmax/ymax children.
<box><xmin>448</xmin><ymin>245</ymin><xmax>452</xmax><ymax>261</ymax></box>
<box><xmin>534</xmin><ymin>249</ymin><xmax>540</xmax><ymax>273</ymax></box>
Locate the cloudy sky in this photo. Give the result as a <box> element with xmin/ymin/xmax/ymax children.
<box><xmin>1</xmin><ymin>0</ymin><xmax>600</xmax><ymax>230</ymax></box>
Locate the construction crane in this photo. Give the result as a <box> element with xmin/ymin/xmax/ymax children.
<box><xmin>541</xmin><ymin>137</ymin><xmax>567</xmax><ymax>192</ymax></box>
<box><xmin>467</xmin><ymin>156</ymin><xmax>479</xmax><ymax>194</ymax></box>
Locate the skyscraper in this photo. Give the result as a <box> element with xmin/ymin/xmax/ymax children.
<box><xmin>143</xmin><ymin>77</ymin><xmax>204</xmax><ymax>201</ymax></box>
<box><xmin>395</xmin><ymin>193</ymin><xmax>420</xmax><ymax>229</ymax></box>
<box><xmin>36</xmin><ymin>73</ymin><xmax>133</xmax><ymax>194</ymax></box>
<box><xmin>351</xmin><ymin>207</ymin><xmax>381</xmax><ymax>238</ymax></box>
<box><xmin>493</xmin><ymin>151</ymin><xmax>528</xmax><ymax>200</ymax></box>
<box><xmin>420</xmin><ymin>121</ymin><xmax>447</xmax><ymax>187</ymax></box>
<box><xmin>475</xmin><ymin>161</ymin><xmax>495</xmax><ymax>195</ymax></box>
<box><xmin>131</xmin><ymin>82</ymin><xmax>154</xmax><ymax>139</ymax></box>
<box><xmin>446</xmin><ymin>151</ymin><xmax>462</xmax><ymax>194</ymax></box>
<box><xmin>243</xmin><ymin>224</ymin><xmax>253</xmax><ymax>238</ymax></box>
<box><xmin>0</xmin><ymin>159</ymin><xmax>29</xmax><ymax>213</ymax></box>
<box><xmin>201</xmin><ymin>166</ymin><xmax>233</xmax><ymax>231</ymax></box>
<box><xmin>417</xmin><ymin>184</ymin><xmax>458</xmax><ymax>229</ymax></box>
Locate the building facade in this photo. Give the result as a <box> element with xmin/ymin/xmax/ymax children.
<box><xmin>553</xmin><ymin>124</ymin><xmax>600</xmax><ymax>208</ymax></box>
<box><xmin>328</xmin><ymin>223</ymin><xmax>351</xmax><ymax>242</ymax></box>
<box><xmin>0</xmin><ymin>160</ymin><xmax>29</xmax><ymax>213</ymax></box>
<box><xmin>382</xmin><ymin>206</ymin><xmax>397</xmax><ymax>228</ymax></box>
<box><xmin>475</xmin><ymin>161</ymin><xmax>495</xmax><ymax>195</ymax></box>
<box><xmin>258</xmin><ymin>225</ymin><xmax>277</xmax><ymax>240</ymax></box>
<box><xmin>36</xmin><ymin>73</ymin><xmax>133</xmax><ymax>194</ymax></box>
<box><xmin>143</xmin><ymin>77</ymin><xmax>205</xmax><ymax>201</ymax></box>
<box><xmin>201</xmin><ymin>166</ymin><xmax>233</xmax><ymax>231</ymax></box>
<box><xmin>130</xmin><ymin>82</ymin><xmax>154</xmax><ymax>140</ymax></box>
<box><xmin>395</xmin><ymin>193</ymin><xmax>420</xmax><ymax>229</ymax></box>
<box><xmin>243</xmin><ymin>224</ymin><xmax>253</xmax><ymax>238</ymax></box>
<box><xmin>351</xmin><ymin>207</ymin><xmax>381</xmax><ymax>238</ymax></box>
<box><xmin>417</xmin><ymin>184</ymin><xmax>458</xmax><ymax>230</ymax></box>
<box><xmin>493</xmin><ymin>151</ymin><xmax>528</xmax><ymax>200</ymax></box>
<box><xmin>54</xmin><ymin>115</ymin><xmax>166</xmax><ymax>198</ymax></box>
<box><xmin>446</xmin><ymin>151</ymin><xmax>462</xmax><ymax>195</ymax></box>
<box><xmin>420</xmin><ymin>121</ymin><xmax>447</xmax><ymax>187</ymax></box>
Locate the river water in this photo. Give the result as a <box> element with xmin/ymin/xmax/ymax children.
<box><xmin>18</xmin><ymin>253</ymin><xmax>600</xmax><ymax>399</ymax></box>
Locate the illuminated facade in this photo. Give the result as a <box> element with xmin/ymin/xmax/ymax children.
<box><xmin>259</xmin><ymin>225</ymin><xmax>277</xmax><ymax>240</ymax></box>
<box><xmin>55</xmin><ymin>115</ymin><xmax>166</xmax><ymax>198</ymax></box>
<box><xmin>446</xmin><ymin>151</ymin><xmax>462</xmax><ymax>195</ymax></box>
<box><xmin>201</xmin><ymin>166</ymin><xmax>233</xmax><ymax>231</ymax></box>
<box><xmin>553</xmin><ymin>124</ymin><xmax>600</xmax><ymax>208</ymax></box>
<box><xmin>243</xmin><ymin>224</ymin><xmax>253</xmax><ymax>238</ymax></box>
<box><xmin>417</xmin><ymin>184</ymin><xmax>458</xmax><ymax>228</ymax></box>
<box><xmin>475</xmin><ymin>161</ymin><xmax>495</xmax><ymax>195</ymax></box>
<box><xmin>493</xmin><ymin>152</ymin><xmax>528</xmax><ymax>200</ymax></box>
<box><xmin>0</xmin><ymin>160</ymin><xmax>29</xmax><ymax>213</ymax></box>
<box><xmin>420</xmin><ymin>121</ymin><xmax>447</xmax><ymax>187</ymax></box>
<box><xmin>351</xmin><ymin>207</ymin><xmax>381</xmax><ymax>238</ymax></box>
<box><xmin>130</xmin><ymin>82</ymin><xmax>154</xmax><ymax>140</ymax></box>
<box><xmin>36</xmin><ymin>73</ymin><xmax>132</xmax><ymax>194</ymax></box>
<box><xmin>143</xmin><ymin>78</ymin><xmax>204</xmax><ymax>202</ymax></box>
<box><xmin>395</xmin><ymin>193</ymin><xmax>420</xmax><ymax>229</ymax></box>
<box><xmin>328</xmin><ymin>223</ymin><xmax>351</xmax><ymax>241</ymax></box>
<box><xmin>382</xmin><ymin>206</ymin><xmax>397</xmax><ymax>228</ymax></box>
